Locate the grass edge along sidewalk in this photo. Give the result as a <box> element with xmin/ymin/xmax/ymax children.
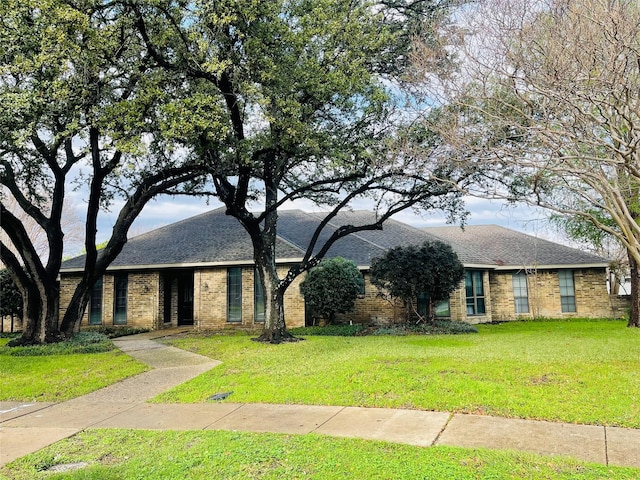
<box><xmin>3</xmin><ymin>429</ymin><xmax>640</xmax><ymax>480</ymax></box>
<box><xmin>2</xmin><ymin>320</ymin><xmax>639</xmax><ymax>428</ymax></box>
<box><xmin>155</xmin><ymin>319</ymin><xmax>640</xmax><ymax>429</ymax></box>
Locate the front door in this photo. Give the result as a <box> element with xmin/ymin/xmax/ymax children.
<box><xmin>177</xmin><ymin>272</ymin><xmax>194</xmax><ymax>326</ymax></box>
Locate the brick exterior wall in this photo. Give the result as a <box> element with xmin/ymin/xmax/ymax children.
<box><xmin>610</xmin><ymin>295</ymin><xmax>630</xmax><ymax>319</ymax></box>
<box><xmin>102</xmin><ymin>275</ymin><xmax>114</xmax><ymax>325</ymax></box>
<box><xmin>488</xmin><ymin>268</ymin><xmax>613</xmax><ymax>321</ymax></box>
<box><xmin>336</xmin><ymin>274</ymin><xmax>403</xmax><ymax>325</ymax></box>
<box><xmin>59</xmin><ymin>265</ymin><xmax>615</xmax><ymax>331</ymax></box>
<box><xmin>60</xmin><ymin>271</ymin><xmax>161</xmax><ymax>329</ymax></box>
<box><xmin>192</xmin><ymin>268</ymin><xmax>225</xmax><ymax>328</ymax></box>
<box><xmin>192</xmin><ymin>266</ymin><xmax>307</xmax><ymax>329</ymax></box>
<box><xmin>167</xmin><ymin>276</ymin><xmax>179</xmax><ymax>326</ymax></box>
<box><xmin>283</xmin><ymin>269</ymin><xmax>306</xmax><ymax>328</ymax></box>
<box><xmin>347</xmin><ymin>268</ymin><xmax>614</xmax><ymax>325</ymax></box>
<box><xmin>59</xmin><ymin>273</ymin><xmax>81</xmax><ymax>323</ymax></box>
<box><xmin>127</xmin><ymin>272</ymin><xmax>160</xmax><ymax>329</ymax></box>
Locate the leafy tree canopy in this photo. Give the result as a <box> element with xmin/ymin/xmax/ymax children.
<box><xmin>419</xmin><ymin>0</ymin><xmax>640</xmax><ymax>326</ymax></box>
<box><xmin>0</xmin><ymin>0</ymin><xmax>214</xmax><ymax>344</ymax></box>
<box><xmin>128</xmin><ymin>0</ymin><xmax>471</xmax><ymax>341</ymax></box>
<box><xmin>300</xmin><ymin>257</ymin><xmax>364</xmax><ymax>325</ymax></box>
<box><xmin>370</xmin><ymin>240</ymin><xmax>464</xmax><ymax>321</ymax></box>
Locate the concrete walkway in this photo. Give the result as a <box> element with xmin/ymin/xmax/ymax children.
<box><xmin>2</xmin><ymin>330</ymin><xmax>640</xmax><ymax>469</ymax></box>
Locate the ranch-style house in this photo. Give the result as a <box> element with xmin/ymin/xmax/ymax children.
<box><xmin>59</xmin><ymin>208</ymin><xmax>619</xmax><ymax>330</ymax></box>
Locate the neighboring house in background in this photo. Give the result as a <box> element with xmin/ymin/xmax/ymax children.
<box><xmin>59</xmin><ymin>208</ymin><xmax>618</xmax><ymax>331</ymax></box>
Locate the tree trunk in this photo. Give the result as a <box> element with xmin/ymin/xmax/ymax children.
<box><xmin>628</xmin><ymin>252</ymin><xmax>640</xmax><ymax>328</ymax></box>
<box><xmin>8</xmin><ymin>280</ymin><xmax>63</xmax><ymax>346</ymax></box>
<box><xmin>232</xmin><ymin>192</ymin><xmax>300</xmax><ymax>344</ymax></box>
<box><xmin>60</xmin><ymin>278</ymin><xmax>92</xmax><ymax>335</ymax></box>
<box><xmin>60</xmin><ymin>288</ymin><xmax>91</xmax><ymax>335</ymax></box>
<box><xmin>428</xmin><ymin>297</ymin><xmax>435</xmax><ymax>324</ymax></box>
<box><xmin>405</xmin><ymin>299</ymin><xmax>413</xmax><ymax>323</ymax></box>
<box><xmin>609</xmin><ymin>270</ymin><xmax>620</xmax><ymax>295</ymax></box>
<box><xmin>254</xmin><ymin>263</ymin><xmax>299</xmax><ymax>343</ymax></box>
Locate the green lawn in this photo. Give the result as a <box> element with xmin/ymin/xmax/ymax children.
<box><xmin>0</xmin><ymin>340</ymin><xmax>148</xmax><ymax>402</ymax></box>
<box><xmin>2</xmin><ymin>320</ymin><xmax>640</xmax><ymax>478</ymax></box>
<box><xmin>2</xmin><ymin>429</ymin><xmax>639</xmax><ymax>480</ymax></box>
<box><xmin>154</xmin><ymin>319</ymin><xmax>640</xmax><ymax>427</ymax></box>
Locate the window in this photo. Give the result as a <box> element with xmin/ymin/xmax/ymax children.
<box><xmin>559</xmin><ymin>270</ymin><xmax>576</xmax><ymax>313</ymax></box>
<box><xmin>512</xmin><ymin>272</ymin><xmax>529</xmax><ymax>314</ymax></box>
<box><xmin>417</xmin><ymin>291</ymin><xmax>429</xmax><ymax>318</ymax></box>
<box><xmin>113</xmin><ymin>274</ymin><xmax>128</xmax><ymax>325</ymax></box>
<box><xmin>89</xmin><ymin>277</ymin><xmax>103</xmax><ymax>325</ymax></box>
<box><xmin>227</xmin><ymin>267</ymin><xmax>242</xmax><ymax>323</ymax></box>
<box><xmin>417</xmin><ymin>292</ymin><xmax>451</xmax><ymax>318</ymax></box>
<box><xmin>434</xmin><ymin>300</ymin><xmax>450</xmax><ymax>317</ymax></box>
<box><xmin>358</xmin><ymin>272</ymin><xmax>365</xmax><ymax>296</ymax></box>
<box><xmin>254</xmin><ymin>270</ymin><xmax>265</xmax><ymax>323</ymax></box>
<box><xmin>465</xmin><ymin>270</ymin><xmax>486</xmax><ymax>315</ymax></box>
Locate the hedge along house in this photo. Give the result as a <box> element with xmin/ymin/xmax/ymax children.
<box><xmin>59</xmin><ymin>208</ymin><xmax>616</xmax><ymax>331</ymax></box>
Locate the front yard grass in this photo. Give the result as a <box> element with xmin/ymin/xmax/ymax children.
<box><xmin>2</xmin><ymin>429</ymin><xmax>639</xmax><ymax>480</ymax></box>
<box><xmin>2</xmin><ymin>320</ymin><xmax>640</xmax><ymax>478</ymax></box>
<box><xmin>155</xmin><ymin>319</ymin><xmax>640</xmax><ymax>428</ymax></box>
<box><xmin>0</xmin><ymin>334</ymin><xmax>148</xmax><ymax>402</ymax></box>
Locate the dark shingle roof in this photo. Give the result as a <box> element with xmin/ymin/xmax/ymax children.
<box><xmin>277</xmin><ymin>210</ymin><xmax>443</xmax><ymax>265</ymax></box>
<box><xmin>60</xmin><ymin>210</ymin><xmax>609</xmax><ymax>272</ymax></box>
<box><xmin>275</xmin><ymin>210</ymin><xmax>386</xmax><ymax>266</ymax></box>
<box><xmin>423</xmin><ymin>225</ymin><xmax>609</xmax><ymax>268</ymax></box>
<box><xmin>60</xmin><ymin>208</ymin><xmax>304</xmax><ymax>270</ymax></box>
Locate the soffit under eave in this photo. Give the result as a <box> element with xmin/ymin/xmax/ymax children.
<box><xmin>491</xmin><ymin>263</ymin><xmax>609</xmax><ymax>271</ymax></box>
<box><xmin>58</xmin><ymin>257</ymin><xmax>306</xmax><ymax>274</ymax></box>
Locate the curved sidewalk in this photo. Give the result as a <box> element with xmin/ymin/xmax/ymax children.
<box><xmin>2</xmin><ymin>330</ymin><xmax>640</xmax><ymax>469</ymax></box>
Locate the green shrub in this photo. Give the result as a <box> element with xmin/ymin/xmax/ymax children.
<box><xmin>369</xmin><ymin>320</ymin><xmax>478</xmax><ymax>336</ymax></box>
<box><xmin>0</xmin><ymin>332</ymin><xmax>114</xmax><ymax>356</ymax></box>
<box><xmin>412</xmin><ymin>320</ymin><xmax>478</xmax><ymax>334</ymax></box>
<box><xmin>299</xmin><ymin>257</ymin><xmax>364</xmax><ymax>325</ymax></box>
<box><xmin>81</xmin><ymin>326</ymin><xmax>150</xmax><ymax>338</ymax></box>
<box><xmin>290</xmin><ymin>321</ymin><xmax>478</xmax><ymax>337</ymax></box>
<box><xmin>0</xmin><ymin>332</ymin><xmax>20</xmax><ymax>339</ymax></box>
<box><xmin>370</xmin><ymin>241</ymin><xmax>464</xmax><ymax>322</ymax></box>
<box><xmin>289</xmin><ymin>324</ymin><xmax>364</xmax><ymax>336</ymax></box>
<box><xmin>371</xmin><ymin>325</ymin><xmax>408</xmax><ymax>336</ymax></box>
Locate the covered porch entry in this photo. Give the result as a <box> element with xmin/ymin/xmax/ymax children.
<box><xmin>162</xmin><ymin>270</ymin><xmax>194</xmax><ymax>326</ymax></box>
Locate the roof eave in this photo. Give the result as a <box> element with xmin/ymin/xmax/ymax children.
<box><xmin>492</xmin><ymin>262</ymin><xmax>609</xmax><ymax>271</ymax></box>
<box><xmin>60</xmin><ymin>260</ymin><xmax>610</xmax><ymax>275</ymax></box>
<box><xmin>59</xmin><ymin>257</ymin><xmax>305</xmax><ymax>274</ymax></box>
<box><xmin>462</xmin><ymin>263</ymin><xmax>500</xmax><ymax>270</ymax></box>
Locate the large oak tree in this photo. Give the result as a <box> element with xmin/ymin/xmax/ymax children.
<box><xmin>130</xmin><ymin>0</ymin><xmax>473</xmax><ymax>342</ymax></box>
<box><xmin>0</xmin><ymin>0</ymin><xmax>213</xmax><ymax>344</ymax></box>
